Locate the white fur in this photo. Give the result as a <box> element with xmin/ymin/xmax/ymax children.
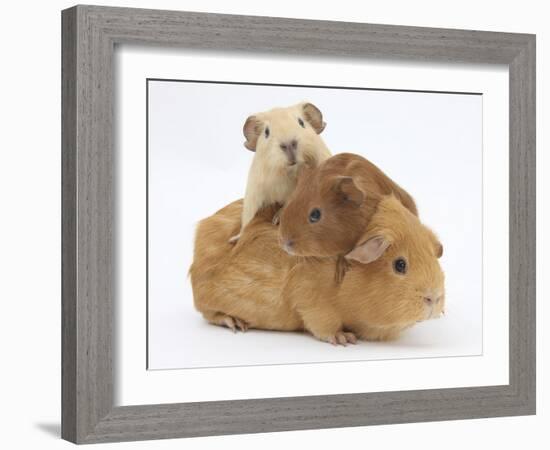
<box><xmin>232</xmin><ymin>102</ymin><xmax>332</xmax><ymax>242</ymax></box>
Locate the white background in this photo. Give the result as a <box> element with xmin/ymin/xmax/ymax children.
<box><xmin>0</xmin><ymin>1</ymin><xmax>546</xmax><ymax>449</ymax></box>
<box><xmin>148</xmin><ymin>80</ymin><xmax>484</xmax><ymax>369</ymax></box>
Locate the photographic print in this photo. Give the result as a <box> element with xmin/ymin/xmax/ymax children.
<box><xmin>62</xmin><ymin>7</ymin><xmax>535</xmax><ymax>442</ymax></box>
<box><xmin>147</xmin><ymin>79</ymin><xmax>483</xmax><ymax>370</ymax></box>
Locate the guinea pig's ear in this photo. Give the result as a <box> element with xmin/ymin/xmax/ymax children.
<box><xmin>332</xmin><ymin>176</ymin><xmax>365</xmax><ymax>207</ymax></box>
<box><xmin>345</xmin><ymin>235</ymin><xmax>390</xmax><ymax>264</ymax></box>
<box><xmin>243</xmin><ymin>115</ymin><xmax>262</xmax><ymax>151</ymax></box>
<box><xmin>302</xmin><ymin>103</ymin><xmax>326</xmax><ymax>134</ymax></box>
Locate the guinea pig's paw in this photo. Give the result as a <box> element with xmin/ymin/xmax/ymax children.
<box><xmin>221</xmin><ymin>315</ymin><xmax>249</xmax><ymax>333</ymax></box>
<box><xmin>228</xmin><ymin>233</ymin><xmax>241</xmax><ymax>244</ymax></box>
<box><xmin>272</xmin><ymin>209</ymin><xmax>282</xmax><ymax>226</ymax></box>
<box><xmin>327</xmin><ymin>331</ymin><xmax>357</xmax><ymax>346</ymax></box>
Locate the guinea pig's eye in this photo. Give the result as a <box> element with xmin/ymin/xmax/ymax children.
<box><xmin>264</xmin><ymin>127</ymin><xmax>270</xmax><ymax>138</ymax></box>
<box><xmin>393</xmin><ymin>258</ymin><xmax>407</xmax><ymax>275</ymax></box>
<box><xmin>308</xmin><ymin>208</ymin><xmax>321</xmax><ymax>223</ymax></box>
<box><xmin>298</xmin><ymin>118</ymin><xmax>305</xmax><ymax>128</ymax></box>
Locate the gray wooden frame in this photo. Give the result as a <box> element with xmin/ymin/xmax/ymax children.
<box><xmin>61</xmin><ymin>4</ymin><xmax>536</xmax><ymax>444</ymax></box>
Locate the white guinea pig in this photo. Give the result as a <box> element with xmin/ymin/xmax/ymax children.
<box><xmin>229</xmin><ymin>102</ymin><xmax>332</xmax><ymax>243</ymax></box>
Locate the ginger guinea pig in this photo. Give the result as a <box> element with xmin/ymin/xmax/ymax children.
<box><xmin>279</xmin><ymin>152</ymin><xmax>418</xmax><ymax>258</ymax></box>
<box><xmin>229</xmin><ymin>102</ymin><xmax>331</xmax><ymax>243</ymax></box>
<box><xmin>284</xmin><ymin>195</ymin><xmax>445</xmax><ymax>344</ymax></box>
<box><xmin>190</xmin><ymin>195</ymin><xmax>445</xmax><ymax>345</ymax></box>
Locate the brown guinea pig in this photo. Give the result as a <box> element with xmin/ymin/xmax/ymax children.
<box><xmin>190</xmin><ymin>196</ymin><xmax>445</xmax><ymax>344</ymax></box>
<box><xmin>278</xmin><ymin>153</ymin><xmax>418</xmax><ymax>259</ymax></box>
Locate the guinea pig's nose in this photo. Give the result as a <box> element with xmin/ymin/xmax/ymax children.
<box><xmin>424</xmin><ymin>296</ymin><xmax>441</xmax><ymax>305</ymax></box>
<box><xmin>280</xmin><ymin>140</ymin><xmax>298</xmax><ymax>165</ymax></box>
<box><xmin>282</xmin><ymin>239</ymin><xmax>294</xmax><ymax>254</ymax></box>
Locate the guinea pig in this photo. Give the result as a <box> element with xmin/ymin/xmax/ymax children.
<box><xmin>228</xmin><ymin>102</ymin><xmax>332</xmax><ymax>243</ymax></box>
<box><xmin>191</xmin><ymin>200</ymin><xmax>299</xmax><ymax>333</ymax></box>
<box><xmin>278</xmin><ymin>152</ymin><xmax>418</xmax><ymax>259</ymax></box>
<box><xmin>190</xmin><ymin>195</ymin><xmax>445</xmax><ymax>344</ymax></box>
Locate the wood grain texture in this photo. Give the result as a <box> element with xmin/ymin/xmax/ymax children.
<box><xmin>61</xmin><ymin>7</ymin><xmax>77</xmax><ymax>443</ymax></box>
<box><xmin>62</xmin><ymin>5</ymin><xmax>114</xmax><ymax>443</ymax></box>
<box><xmin>508</xmin><ymin>37</ymin><xmax>536</xmax><ymax>409</ymax></box>
<box><xmin>61</xmin><ymin>4</ymin><xmax>536</xmax><ymax>444</ymax></box>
